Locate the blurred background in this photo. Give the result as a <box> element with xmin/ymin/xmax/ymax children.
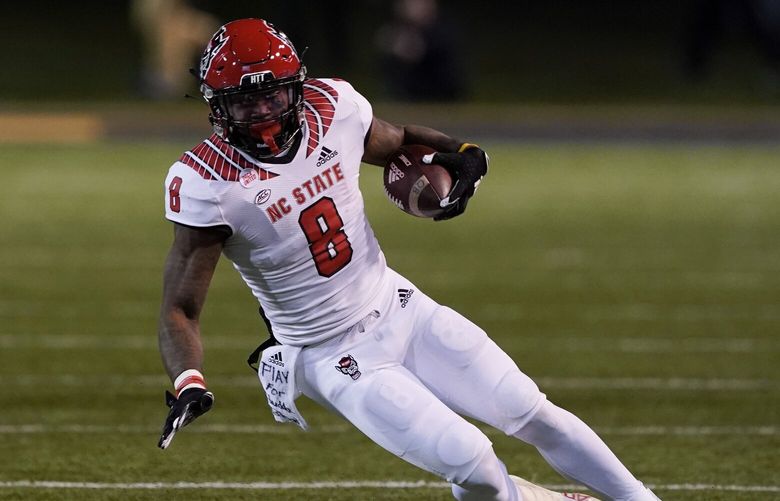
<box><xmin>4</xmin><ymin>0</ymin><xmax>780</xmax><ymax>104</ymax></box>
<box><xmin>1</xmin><ymin>1</ymin><xmax>778</xmax><ymax>499</ymax></box>
<box><xmin>3</xmin><ymin>0</ymin><xmax>780</xmax><ymax>143</ymax></box>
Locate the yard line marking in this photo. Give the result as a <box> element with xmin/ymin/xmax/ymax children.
<box><xmin>0</xmin><ymin>480</ymin><xmax>447</xmax><ymax>490</ymax></box>
<box><xmin>532</xmin><ymin>337</ymin><xmax>776</xmax><ymax>354</ymax></box>
<box><xmin>4</xmin><ymin>302</ymin><xmax>780</xmax><ymax>321</ymax></box>
<box><xmin>0</xmin><ymin>424</ymin><xmax>350</xmax><ymax>434</ymax></box>
<box><xmin>0</xmin><ymin>424</ymin><xmax>775</xmax><ymax>437</ymax></box>
<box><xmin>1</xmin><ymin>374</ymin><xmax>776</xmax><ymax>391</ymax></box>
<box><xmin>0</xmin><ymin>333</ymin><xmax>257</xmax><ymax>350</ymax></box>
<box><xmin>590</xmin><ymin>426</ymin><xmax>779</xmax><ymax>436</ymax></box>
<box><xmin>535</xmin><ymin>377</ymin><xmax>778</xmax><ymax>391</ymax></box>
<box><xmin>651</xmin><ymin>484</ymin><xmax>780</xmax><ymax>493</ymax></box>
<box><xmin>480</xmin><ymin>302</ymin><xmax>780</xmax><ymax>321</ymax></box>
<box><xmin>0</xmin><ymin>480</ymin><xmax>777</xmax><ymax>493</ymax></box>
<box><xmin>2</xmin><ymin>333</ymin><xmax>777</xmax><ymax>353</ymax></box>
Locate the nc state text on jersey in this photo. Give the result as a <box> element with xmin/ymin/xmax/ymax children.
<box><xmin>266</xmin><ymin>163</ymin><xmax>345</xmax><ymax>223</ymax></box>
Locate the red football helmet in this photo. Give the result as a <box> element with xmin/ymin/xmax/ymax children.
<box><xmin>198</xmin><ymin>19</ymin><xmax>306</xmax><ymax>158</ymax></box>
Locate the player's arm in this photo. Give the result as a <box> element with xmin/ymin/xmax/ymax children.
<box><xmin>157</xmin><ymin>223</ymin><xmax>228</xmax><ymax>449</ymax></box>
<box><xmin>362</xmin><ymin>118</ymin><xmax>462</xmax><ymax>166</ymax></box>
<box><xmin>362</xmin><ymin>117</ymin><xmax>489</xmax><ymax>220</ymax></box>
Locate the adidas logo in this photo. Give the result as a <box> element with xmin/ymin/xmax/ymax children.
<box><xmin>269</xmin><ymin>351</ymin><xmax>284</xmax><ymax>367</ymax></box>
<box><xmin>387</xmin><ymin>162</ymin><xmax>405</xmax><ymax>183</ymax></box>
<box><xmin>316</xmin><ymin>146</ymin><xmax>339</xmax><ymax>167</ymax></box>
<box><xmin>398</xmin><ymin>288</ymin><xmax>414</xmax><ymax>308</ymax></box>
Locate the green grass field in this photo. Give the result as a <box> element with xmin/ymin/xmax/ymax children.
<box><xmin>1</xmin><ymin>141</ymin><xmax>778</xmax><ymax>500</ymax></box>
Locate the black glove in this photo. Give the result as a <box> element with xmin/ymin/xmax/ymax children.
<box><xmin>158</xmin><ymin>387</ymin><xmax>214</xmax><ymax>449</ymax></box>
<box><xmin>423</xmin><ymin>143</ymin><xmax>489</xmax><ymax>221</ymax></box>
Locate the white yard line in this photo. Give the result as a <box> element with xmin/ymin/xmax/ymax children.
<box><xmin>0</xmin><ymin>480</ymin><xmax>777</xmax><ymax>493</ymax></box>
<box><xmin>534</xmin><ymin>377</ymin><xmax>777</xmax><ymax>391</ymax></box>
<box><xmin>588</xmin><ymin>426</ymin><xmax>779</xmax><ymax>436</ymax></box>
<box><xmin>0</xmin><ymin>424</ymin><xmax>775</xmax><ymax>436</ymax></box>
<box><xmin>657</xmin><ymin>483</ymin><xmax>780</xmax><ymax>493</ymax></box>
<box><xmin>3</xmin><ymin>302</ymin><xmax>780</xmax><ymax>321</ymax></box>
<box><xmin>1</xmin><ymin>333</ymin><xmax>777</xmax><ymax>353</ymax></box>
<box><xmin>0</xmin><ymin>480</ymin><xmax>446</xmax><ymax>490</ymax></box>
<box><xmin>0</xmin><ymin>333</ymin><xmax>255</xmax><ymax>349</ymax></box>
<box><xmin>0</xmin><ymin>424</ymin><xmax>347</xmax><ymax>434</ymax></box>
<box><xmin>479</xmin><ymin>302</ymin><xmax>780</xmax><ymax>321</ymax></box>
<box><xmin>0</xmin><ymin>374</ymin><xmax>776</xmax><ymax>391</ymax></box>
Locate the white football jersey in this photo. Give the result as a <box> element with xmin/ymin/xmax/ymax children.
<box><xmin>164</xmin><ymin>79</ymin><xmax>390</xmax><ymax>346</ymax></box>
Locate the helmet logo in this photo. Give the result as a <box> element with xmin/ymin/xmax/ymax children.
<box><xmin>241</xmin><ymin>71</ymin><xmax>274</xmax><ymax>86</ymax></box>
<box><xmin>264</xmin><ymin>21</ymin><xmax>298</xmax><ymax>58</ymax></box>
<box><xmin>200</xmin><ymin>26</ymin><xmax>229</xmax><ymax>81</ymax></box>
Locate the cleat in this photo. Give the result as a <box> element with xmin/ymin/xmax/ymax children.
<box><xmin>509</xmin><ymin>475</ymin><xmax>600</xmax><ymax>501</ymax></box>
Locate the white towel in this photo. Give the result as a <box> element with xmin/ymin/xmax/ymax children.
<box><xmin>257</xmin><ymin>344</ymin><xmax>308</xmax><ymax>431</ymax></box>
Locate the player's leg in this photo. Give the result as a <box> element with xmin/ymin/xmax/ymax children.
<box><xmin>513</xmin><ymin>401</ymin><xmax>660</xmax><ymax>500</ymax></box>
<box><xmin>297</xmin><ymin>319</ymin><xmax>518</xmax><ymax>501</ymax></box>
<box><xmin>406</xmin><ymin>303</ymin><xmax>659</xmax><ymax>501</ymax></box>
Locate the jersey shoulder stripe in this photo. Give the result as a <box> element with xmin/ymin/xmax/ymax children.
<box><xmin>179</xmin><ymin>151</ymin><xmax>216</xmax><ymax>179</ymax></box>
<box><xmin>303</xmin><ymin>79</ymin><xmax>339</xmax><ymax>158</ymax></box>
<box><xmin>178</xmin><ymin>134</ymin><xmax>279</xmax><ymax>181</ymax></box>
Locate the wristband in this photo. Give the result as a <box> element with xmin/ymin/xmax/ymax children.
<box><xmin>458</xmin><ymin>143</ymin><xmax>480</xmax><ymax>153</ymax></box>
<box><xmin>174</xmin><ymin>369</ymin><xmax>207</xmax><ymax>397</ymax></box>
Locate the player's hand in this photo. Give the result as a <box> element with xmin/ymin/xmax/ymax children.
<box><xmin>158</xmin><ymin>387</ymin><xmax>214</xmax><ymax>449</ymax></box>
<box><xmin>423</xmin><ymin>144</ymin><xmax>489</xmax><ymax>221</ymax></box>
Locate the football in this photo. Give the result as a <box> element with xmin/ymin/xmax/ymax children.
<box><xmin>383</xmin><ymin>144</ymin><xmax>453</xmax><ymax>218</ymax></box>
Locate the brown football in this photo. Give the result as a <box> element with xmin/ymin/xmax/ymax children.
<box><xmin>383</xmin><ymin>144</ymin><xmax>453</xmax><ymax>218</ymax></box>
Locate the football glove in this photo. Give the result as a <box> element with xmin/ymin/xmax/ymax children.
<box><xmin>158</xmin><ymin>387</ymin><xmax>214</xmax><ymax>449</ymax></box>
<box><xmin>422</xmin><ymin>143</ymin><xmax>489</xmax><ymax>221</ymax></box>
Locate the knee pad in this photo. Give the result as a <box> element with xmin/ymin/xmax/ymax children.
<box><xmin>425</xmin><ymin>306</ymin><xmax>489</xmax><ymax>368</ymax></box>
<box><xmin>365</xmin><ymin>376</ymin><xmax>418</xmax><ymax>431</ymax></box>
<box><xmin>435</xmin><ymin>418</ymin><xmax>493</xmax><ymax>484</ymax></box>
<box><xmin>362</xmin><ymin>372</ymin><xmax>493</xmax><ymax>483</ymax></box>
<box><xmin>363</xmin><ymin>374</ymin><xmax>433</xmax><ymax>455</ymax></box>
<box><xmin>495</xmin><ymin>370</ymin><xmax>544</xmax><ymax>420</ymax></box>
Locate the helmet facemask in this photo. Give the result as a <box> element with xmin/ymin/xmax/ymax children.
<box><xmin>206</xmin><ymin>72</ymin><xmax>305</xmax><ymax>158</ymax></box>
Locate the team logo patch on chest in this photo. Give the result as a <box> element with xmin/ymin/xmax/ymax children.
<box><xmin>335</xmin><ymin>354</ymin><xmax>361</xmax><ymax>380</ymax></box>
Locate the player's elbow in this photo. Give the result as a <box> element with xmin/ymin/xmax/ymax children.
<box><xmin>159</xmin><ymin>301</ymin><xmax>200</xmax><ymax>332</ymax></box>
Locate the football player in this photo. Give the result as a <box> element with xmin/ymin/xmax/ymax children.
<box><xmin>157</xmin><ymin>18</ymin><xmax>661</xmax><ymax>501</ymax></box>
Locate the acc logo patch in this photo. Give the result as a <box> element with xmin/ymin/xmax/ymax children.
<box><xmin>335</xmin><ymin>354</ymin><xmax>361</xmax><ymax>380</ymax></box>
<box><xmin>254</xmin><ymin>189</ymin><xmax>272</xmax><ymax>205</ymax></box>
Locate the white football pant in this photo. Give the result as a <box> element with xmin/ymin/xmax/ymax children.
<box><xmin>298</xmin><ymin>269</ymin><xmax>656</xmax><ymax>501</ymax></box>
